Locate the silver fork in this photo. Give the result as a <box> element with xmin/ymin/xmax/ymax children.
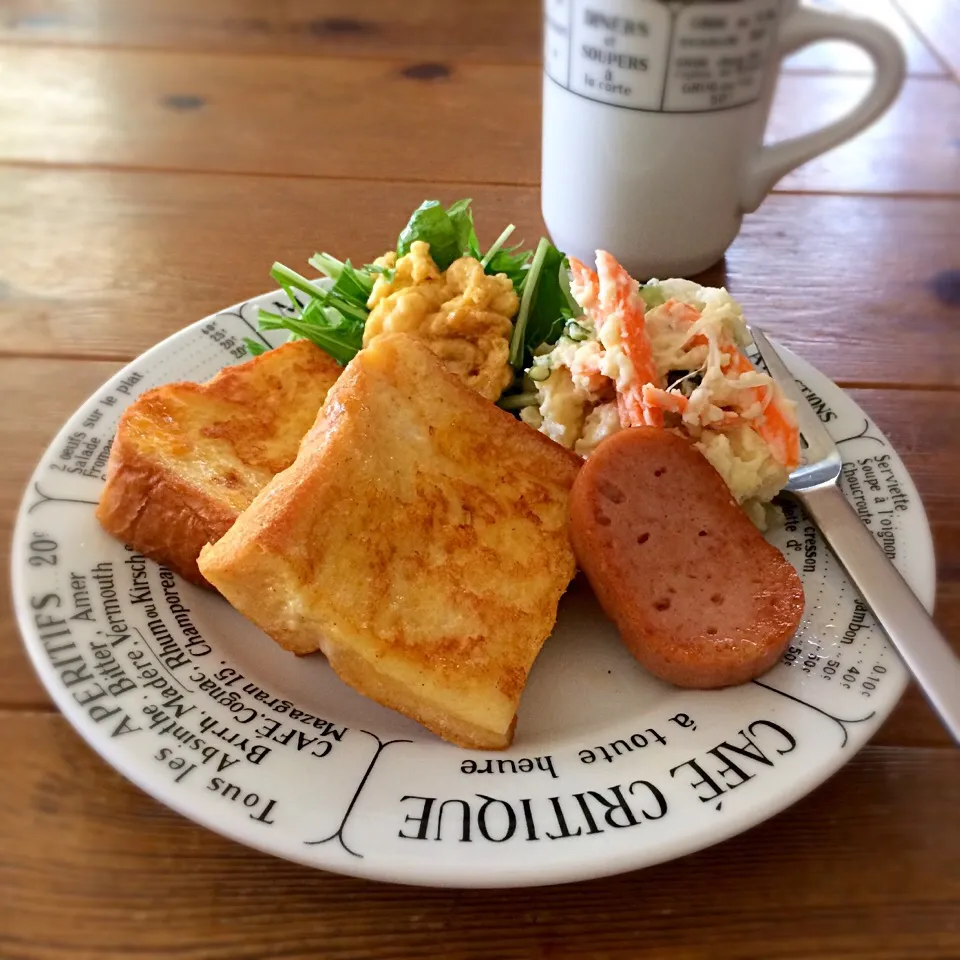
<box><xmin>751</xmin><ymin>328</ymin><xmax>960</xmax><ymax>744</ymax></box>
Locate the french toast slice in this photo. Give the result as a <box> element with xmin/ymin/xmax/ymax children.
<box><xmin>97</xmin><ymin>340</ymin><xmax>341</xmax><ymax>585</ymax></box>
<box><xmin>198</xmin><ymin>333</ymin><xmax>581</xmax><ymax>749</ymax></box>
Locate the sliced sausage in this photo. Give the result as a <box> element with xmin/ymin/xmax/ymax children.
<box><xmin>570</xmin><ymin>427</ymin><xmax>804</xmax><ymax>688</ymax></box>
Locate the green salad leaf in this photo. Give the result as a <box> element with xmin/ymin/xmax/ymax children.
<box><xmin>485</xmin><ymin>243</ymin><xmax>533</xmax><ymax>295</ymax></box>
<box><xmin>397</xmin><ymin>200</ymin><xmax>464</xmax><ymax>270</ymax></box>
<box><xmin>508</xmin><ymin>238</ymin><xmax>547</xmax><ymax>367</ymax></box>
<box><xmin>480</xmin><ymin>224</ymin><xmax>515</xmax><ymax>268</ymax></box>
<box><xmin>364</xmin><ymin>263</ymin><xmax>396</xmax><ymax>281</ymax></box>
<box><xmin>479</xmin><ymin>224</ymin><xmax>535</xmax><ymax>296</ymax></box>
<box><xmin>397</xmin><ymin>198</ymin><xmax>531</xmax><ymax>291</ymax></box>
<box><xmin>639</xmin><ymin>281</ymin><xmax>666</xmax><ymax>309</ymax></box>
<box><xmin>522</xmin><ymin>244</ymin><xmax>568</xmax><ymax>355</ymax></box>
<box><xmin>308</xmin><ymin>253</ymin><xmax>374</xmax><ymax>307</ymax></box>
<box><xmin>508</xmin><ymin>240</ymin><xmax>575</xmax><ymax>368</ymax></box>
<box><xmin>557</xmin><ymin>258</ymin><xmax>582</xmax><ymax>319</ymax></box>
<box><xmin>445</xmin><ymin>198</ymin><xmax>482</xmax><ymax>261</ymax></box>
<box><xmin>248</xmin><ymin>198</ymin><xmax>575</xmax><ymax>375</ymax></box>
<box><xmin>257</xmin><ymin>297</ymin><xmax>364</xmax><ymax>367</ymax></box>
<box><xmin>250</xmin><ymin>261</ymin><xmax>369</xmax><ymax>366</ymax></box>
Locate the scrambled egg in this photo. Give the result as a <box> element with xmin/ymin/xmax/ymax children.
<box><xmin>364</xmin><ymin>241</ymin><xmax>517</xmax><ymax>401</ymax></box>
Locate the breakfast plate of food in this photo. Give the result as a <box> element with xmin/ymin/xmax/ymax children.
<box><xmin>12</xmin><ymin>201</ymin><xmax>934</xmax><ymax>887</ymax></box>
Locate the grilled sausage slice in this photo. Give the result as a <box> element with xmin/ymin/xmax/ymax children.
<box><xmin>570</xmin><ymin>427</ymin><xmax>804</xmax><ymax>688</ymax></box>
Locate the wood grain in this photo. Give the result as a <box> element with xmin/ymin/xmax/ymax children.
<box><xmin>1</xmin><ymin>1</ymin><xmax>958</xmax><ymax>953</ymax></box>
<box><xmin>1</xmin><ymin>358</ymin><xmax>957</xmax><ymax>750</ymax></box>
<box><xmin>0</xmin><ymin>0</ymin><xmax>943</xmax><ymax>76</ymax></box>
<box><xmin>786</xmin><ymin>0</ymin><xmax>946</xmax><ymax>76</ymax></box>
<box><xmin>876</xmin><ymin>680</ymin><xmax>953</xmax><ymax>747</ymax></box>
<box><xmin>764</xmin><ymin>74</ymin><xmax>960</xmax><ymax>195</ymax></box>
<box><xmin>895</xmin><ymin>0</ymin><xmax>960</xmax><ymax>79</ymax></box>
<box><xmin>0</xmin><ymin>0</ymin><xmax>543</xmax><ymax>61</ymax></box>
<box><xmin>0</xmin><ymin>712</ymin><xmax>956</xmax><ymax>960</ymax></box>
<box><xmin>0</xmin><ymin>47</ymin><xmax>957</xmax><ymax>194</ymax></box>
<box><xmin>725</xmin><ymin>194</ymin><xmax>960</xmax><ymax>388</ymax></box>
<box><xmin>2</xmin><ymin>169</ymin><xmax>959</xmax><ymax>388</ymax></box>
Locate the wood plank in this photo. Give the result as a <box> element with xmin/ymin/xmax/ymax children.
<box><xmin>2</xmin><ymin>170</ymin><xmax>959</xmax><ymax>387</ymax></box>
<box><xmin>0</xmin><ymin>713</ymin><xmax>957</xmax><ymax>960</ymax></box>
<box><xmin>785</xmin><ymin>0</ymin><xmax>945</xmax><ymax>75</ymax></box>
<box><xmin>895</xmin><ymin>0</ymin><xmax>960</xmax><ymax>79</ymax></box>
<box><xmin>1</xmin><ymin>361</ymin><xmax>958</xmax><ymax>744</ymax></box>
<box><xmin>765</xmin><ymin>74</ymin><xmax>960</xmax><ymax>195</ymax></box>
<box><xmin>877</xmin><ymin>684</ymin><xmax>948</xmax><ymax>747</ymax></box>
<box><xmin>0</xmin><ymin>0</ymin><xmax>542</xmax><ymax>62</ymax></box>
<box><xmin>725</xmin><ymin>193</ymin><xmax>960</xmax><ymax>389</ymax></box>
<box><xmin>0</xmin><ymin>0</ymin><xmax>943</xmax><ymax>76</ymax></box>
<box><xmin>0</xmin><ymin>47</ymin><xmax>539</xmax><ymax>183</ymax></box>
<box><xmin>0</xmin><ymin>47</ymin><xmax>957</xmax><ymax>194</ymax></box>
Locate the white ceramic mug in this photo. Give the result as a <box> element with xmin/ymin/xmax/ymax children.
<box><xmin>541</xmin><ymin>0</ymin><xmax>906</xmax><ymax>277</ymax></box>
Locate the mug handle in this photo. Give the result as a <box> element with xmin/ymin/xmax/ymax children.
<box><xmin>740</xmin><ymin>7</ymin><xmax>906</xmax><ymax>213</ymax></box>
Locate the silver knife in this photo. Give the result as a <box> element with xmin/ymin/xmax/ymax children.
<box><xmin>751</xmin><ymin>328</ymin><xmax>960</xmax><ymax>744</ymax></box>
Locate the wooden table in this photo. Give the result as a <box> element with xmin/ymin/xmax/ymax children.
<box><xmin>1</xmin><ymin>2</ymin><xmax>958</xmax><ymax>957</ymax></box>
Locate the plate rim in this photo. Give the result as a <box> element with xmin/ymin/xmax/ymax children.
<box><xmin>10</xmin><ymin>292</ymin><xmax>935</xmax><ymax>888</ymax></box>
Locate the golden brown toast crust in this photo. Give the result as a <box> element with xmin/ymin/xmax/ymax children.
<box><xmin>97</xmin><ymin>340</ymin><xmax>341</xmax><ymax>585</ymax></box>
<box><xmin>199</xmin><ymin>333</ymin><xmax>581</xmax><ymax>749</ymax></box>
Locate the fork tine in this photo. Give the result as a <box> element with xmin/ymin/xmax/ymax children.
<box><xmin>749</xmin><ymin>327</ymin><xmax>837</xmax><ymax>464</ymax></box>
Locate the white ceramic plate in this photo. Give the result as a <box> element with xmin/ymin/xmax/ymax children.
<box><xmin>12</xmin><ymin>293</ymin><xmax>934</xmax><ymax>888</ymax></box>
